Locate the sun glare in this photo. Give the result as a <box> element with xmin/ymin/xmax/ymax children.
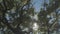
<box><xmin>33</xmin><ymin>23</ymin><xmax>39</xmax><ymax>31</ymax></box>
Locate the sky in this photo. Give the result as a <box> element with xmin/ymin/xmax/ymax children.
<box><xmin>33</xmin><ymin>0</ymin><xmax>49</xmax><ymax>12</ymax></box>
<box><xmin>33</xmin><ymin>0</ymin><xmax>44</xmax><ymax>12</ymax></box>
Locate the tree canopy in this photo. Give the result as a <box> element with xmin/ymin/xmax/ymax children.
<box><xmin>0</xmin><ymin>0</ymin><xmax>60</xmax><ymax>34</ymax></box>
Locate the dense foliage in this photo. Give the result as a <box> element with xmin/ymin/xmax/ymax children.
<box><xmin>0</xmin><ymin>0</ymin><xmax>60</xmax><ymax>34</ymax></box>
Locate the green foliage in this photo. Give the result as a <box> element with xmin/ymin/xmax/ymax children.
<box><xmin>0</xmin><ymin>0</ymin><xmax>60</xmax><ymax>34</ymax></box>
<box><xmin>0</xmin><ymin>0</ymin><xmax>34</xmax><ymax>34</ymax></box>
<box><xmin>38</xmin><ymin>0</ymin><xmax>60</xmax><ymax>34</ymax></box>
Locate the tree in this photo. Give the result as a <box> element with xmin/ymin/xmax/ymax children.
<box><xmin>0</xmin><ymin>0</ymin><xmax>35</xmax><ymax>34</ymax></box>
<box><xmin>0</xmin><ymin>0</ymin><xmax>60</xmax><ymax>34</ymax></box>
<box><xmin>38</xmin><ymin>0</ymin><xmax>60</xmax><ymax>34</ymax></box>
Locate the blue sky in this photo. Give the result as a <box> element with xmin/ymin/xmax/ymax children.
<box><xmin>33</xmin><ymin>0</ymin><xmax>44</xmax><ymax>12</ymax></box>
<box><xmin>33</xmin><ymin>0</ymin><xmax>49</xmax><ymax>12</ymax></box>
